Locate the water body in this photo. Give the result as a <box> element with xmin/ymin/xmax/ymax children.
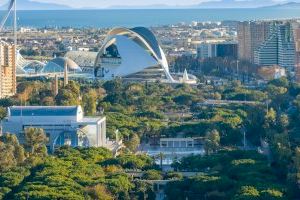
<box><xmin>2</xmin><ymin>8</ymin><xmax>300</xmax><ymax>28</ymax></box>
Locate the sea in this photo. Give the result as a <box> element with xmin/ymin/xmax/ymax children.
<box><xmin>2</xmin><ymin>8</ymin><xmax>300</xmax><ymax>28</ymax></box>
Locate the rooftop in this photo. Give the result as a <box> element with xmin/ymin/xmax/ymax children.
<box><xmin>9</xmin><ymin>106</ymin><xmax>81</xmax><ymax>117</ymax></box>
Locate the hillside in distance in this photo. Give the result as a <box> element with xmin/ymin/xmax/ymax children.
<box><xmin>262</xmin><ymin>2</ymin><xmax>300</xmax><ymax>8</ymax></box>
<box><xmin>0</xmin><ymin>0</ymin><xmax>71</xmax><ymax>10</ymax></box>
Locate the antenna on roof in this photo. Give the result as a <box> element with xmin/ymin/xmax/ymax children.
<box><xmin>13</xmin><ymin>0</ymin><xmax>17</xmax><ymax>48</ymax></box>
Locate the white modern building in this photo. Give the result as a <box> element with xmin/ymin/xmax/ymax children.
<box><xmin>2</xmin><ymin>106</ymin><xmax>106</xmax><ymax>152</ymax></box>
<box><xmin>95</xmin><ymin>27</ymin><xmax>175</xmax><ymax>82</ymax></box>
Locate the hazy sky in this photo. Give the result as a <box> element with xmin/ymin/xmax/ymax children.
<box><xmin>32</xmin><ymin>0</ymin><xmax>291</xmax><ymax>8</ymax></box>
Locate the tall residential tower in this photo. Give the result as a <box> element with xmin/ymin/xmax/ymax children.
<box><xmin>0</xmin><ymin>0</ymin><xmax>17</xmax><ymax>98</ymax></box>
<box><xmin>238</xmin><ymin>21</ymin><xmax>270</xmax><ymax>62</ymax></box>
<box><xmin>0</xmin><ymin>43</ymin><xmax>16</xmax><ymax>98</ymax></box>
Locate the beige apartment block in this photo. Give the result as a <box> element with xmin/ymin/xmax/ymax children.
<box><xmin>0</xmin><ymin>43</ymin><xmax>16</xmax><ymax>99</ymax></box>
<box><xmin>238</xmin><ymin>21</ymin><xmax>270</xmax><ymax>62</ymax></box>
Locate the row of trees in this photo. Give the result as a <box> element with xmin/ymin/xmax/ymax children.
<box><xmin>168</xmin><ymin>150</ymin><xmax>291</xmax><ymax>200</ymax></box>
<box><xmin>0</xmin><ymin>128</ymin><xmax>158</xmax><ymax>200</ymax></box>
<box><xmin>172</xmin><ymin>56</ymin><xmax>257</xmax><ymax>78</ymax></box>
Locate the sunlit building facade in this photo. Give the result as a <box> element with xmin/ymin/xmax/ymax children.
<box><xmin>3</xmin><ymin>106</ymin><xmax>106</xmax><ymax>152</ymax></box>
<box><xmin>238</xmin><ymin>21</ymin><xmax>270</xmax><ymax>62</ymax></box>
<box><xmin>0</xmin><ymin>43</ymin><xmax>16</xmax><ymax>98</ymax></box>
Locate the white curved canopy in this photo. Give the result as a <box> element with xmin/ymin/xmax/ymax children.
<box><xmin>95</xmin><ymin>27</ymin><xmax>174</xmax><ymax>82</ymax></box>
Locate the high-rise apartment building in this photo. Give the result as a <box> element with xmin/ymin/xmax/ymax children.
<box><xmin>254</xmin><ymin>30</ymin><xmax>278</xmax><ymax>66</ymax></box>
<box><xmin>197</xmin><ymin>42</ymin><xmax>238</xmax><ymax>59</ymax></box>
<box><xmin>0</xmin><ymin>43</ymin><xmax>16</xmax><ymax>98</ymax></box>
<box><xmin>238</xmin><ymin>21</ymin><xmax>270</xmax><ymax>62</ymax></box>
<box><xmin>278</xmin><ymin>23</ymin><xmax>296</xmax><ymax>73</ymax></box>
<box><xmin>293</xmin><ymin>26</ymin><xmax>300</xmax><ymax>82</ymax></box>
<box><xmin>254</xmin><ymin>22</ymin><xmax>296</xmax><ymax>74</ymax></box>
<box><xmin>197</xmin><ymin>43</ymin><xmax>216</xmax><ymax>59</ymax></box>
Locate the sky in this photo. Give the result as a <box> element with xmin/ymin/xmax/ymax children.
<box><xmin>31</xmin><ymin>0</ymin><xmax>294</xmax><ymax>8</ymax></box>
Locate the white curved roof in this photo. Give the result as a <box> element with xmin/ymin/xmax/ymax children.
<box><xmin>65</xmin><ymin>51</ymin><xmax>98</xmax><ymax>67</ymax></box>
<box><xmin>42</xmin><ymin>57</ymin><xmax>82</xmax><ymax>73</ymax></box>
<box><xmin>95</xmin><ymin>27</ymin><xmax>174</xmax><ymax>82</ymax></box>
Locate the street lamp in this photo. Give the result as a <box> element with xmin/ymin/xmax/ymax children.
<box><xmin>236</xmin><ymin>60</ymin><xmax>239</xmax><ymax>80</ymax></box>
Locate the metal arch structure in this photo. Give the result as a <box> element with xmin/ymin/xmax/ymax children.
<box><xmin>0</xmin><ymin>0</ymin><xmax>16</xmax><ymax>32</ymax></box>
<box><xmin>95</xmin><ymin>27</ymin><xmax>175</xmax><ymax>82</ymax></box>
<box><xmin>0</xmin><ymin>0</ymin><xmax>17</xmax><ymax>71</ymax></box>
<box><xmin>0</xmin><ymin>0</ymin><xmax>17</xmax><ymax>45</ymax></box>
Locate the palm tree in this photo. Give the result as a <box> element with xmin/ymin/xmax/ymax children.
<box><xmin>155</xmin><ymin>152</ymin><xmax>166</xmax><ymax>169</ymax></box>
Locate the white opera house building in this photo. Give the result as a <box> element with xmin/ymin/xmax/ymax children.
<box><xmin>95</xmin><ymin>27</ymin><xmax>197</xmax><ymax>84</ymax></box>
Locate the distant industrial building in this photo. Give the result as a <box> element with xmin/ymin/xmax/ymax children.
<box><xmin>197</xmin><ymin>42</ymin><xmax>237</xmax><ymax>59</ymax></box>
<box><xmin>2</xmin><ymin>106</ymin><xmax>106</xmax><ymax>152</ymax></box>
<box><xmin>237</xmin><ymin>21</ymin><xmax>270</xmax><ymax>62</ymax></box>
<box><xmin>0</xmin><ymin>42</ymin><xmax>16</xmax><ymax>99</ymax></box>
<box><xmin>254</xmin><ymin>22</ymin><xmax>296</xmax><ymax>73</ymax></box>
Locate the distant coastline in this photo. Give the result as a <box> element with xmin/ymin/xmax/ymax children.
<box><xmin>0</xmin><ymin>8</ymin><xmax>299</xmax><ymax>28</ymax></box>
<box><xmin>1</xmin><ymin>1</ymin><xmax>300</xmax><ymax>10</ymax></box>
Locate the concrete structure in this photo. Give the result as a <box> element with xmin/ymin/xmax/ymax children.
<box><xmin>95</xmin><ymin>27</ymin><xmax>175</xmax><ymax>82</ymax></box>
<box><xmin>2</xmin><ymin>106</ymin><xmax>106</xmax><ymax>152</ymax></box>
<box><xmin>238</xmin><ymin>21</ymin><xmax>270</xmax><ymax>62</ymax></box>
<box><xmin>160</xmin><ymin>138</ymin><xmax>195</xmax><ymax>148</ymax></box>
<box><xmin>0</xmin><ymin>42</ymin><xmax>16</xmax><ymax>98</ymax></box>
<box><xmin>254</xmin><ymin>22</ymin><xmax>296</xmax><ymax>74</ymax></box>
<box><xmin>138</xmin><ymin>137</ymin><xmax>204</xmax><ymax>167</ymax></box>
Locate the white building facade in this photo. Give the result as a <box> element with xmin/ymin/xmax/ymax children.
<box><xmin>2</xmin><ymin>106</ymin><xmax>106</xmax><ymax>151</ymax></box>
<box><xmin>94</xmin><ymin>27</ymin><xmax>175</xmax><ymax>82</ymax></box>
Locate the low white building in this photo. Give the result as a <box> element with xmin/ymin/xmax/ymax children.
<box><xmin>2</xmin><ymin>106</ymin><xmax>106</xmax><ymax>152</ymax></box>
